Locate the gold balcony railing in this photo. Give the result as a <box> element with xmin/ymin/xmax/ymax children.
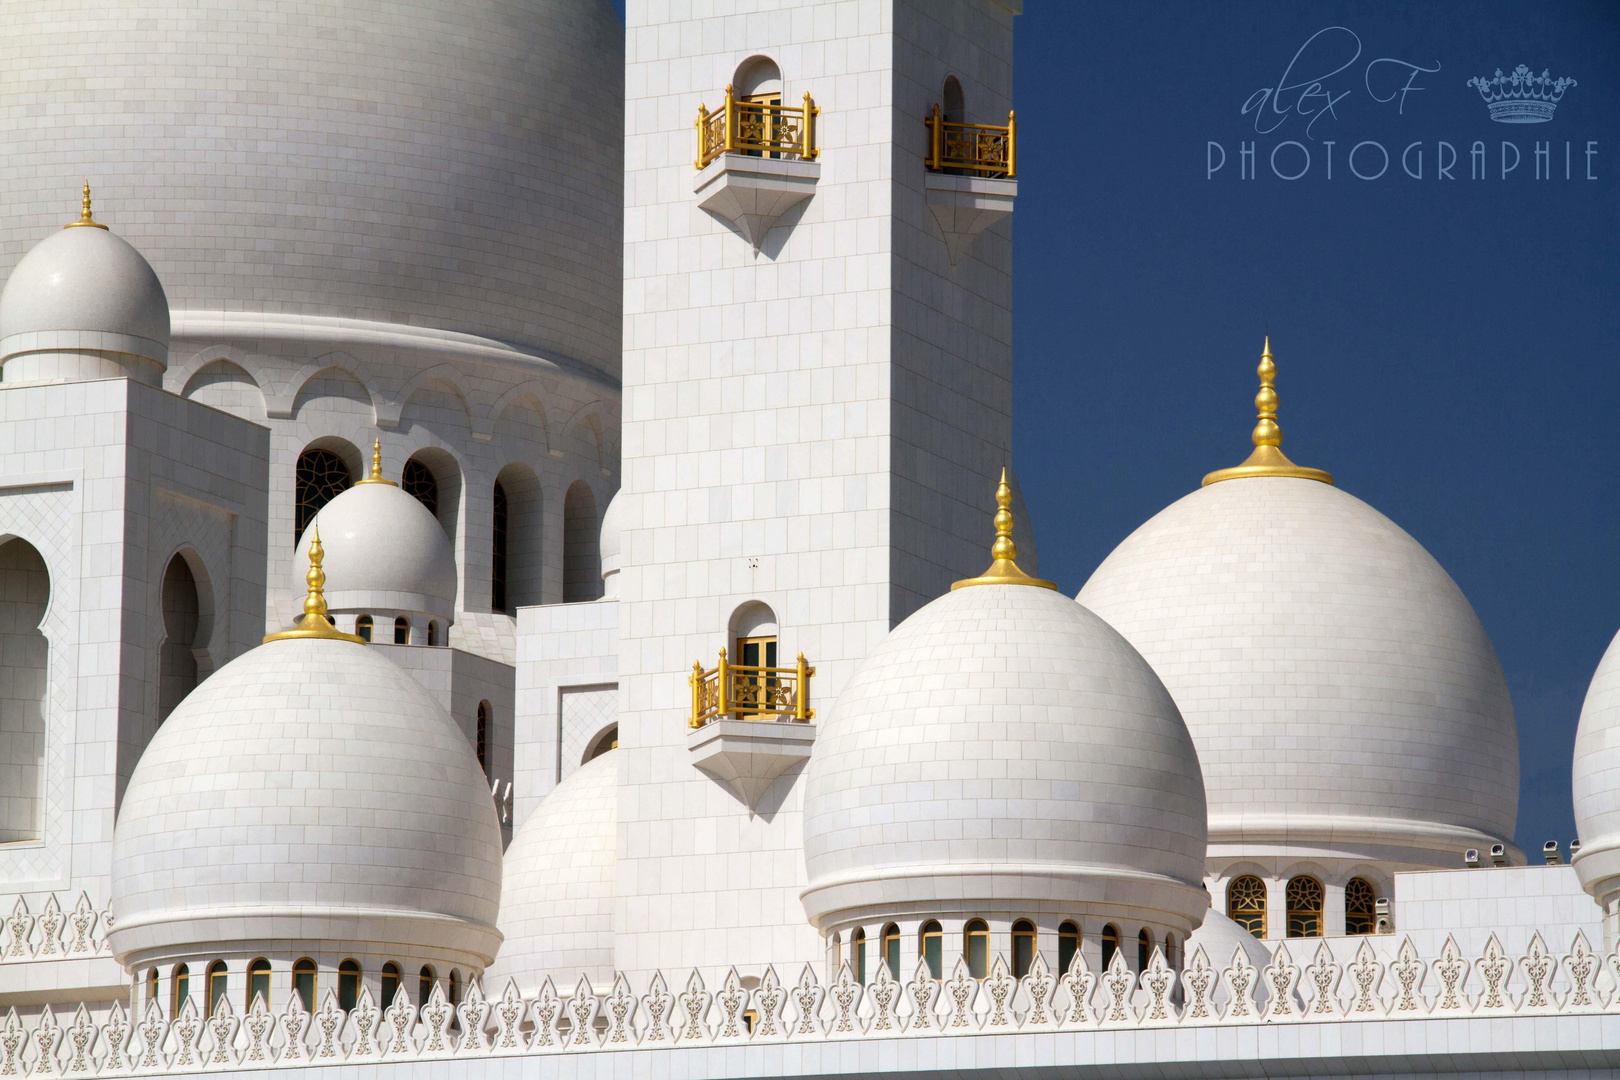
<box><xmin>689</xmin><ymin>648</ymin><xmax>815</xmax><ymax>728</ymax></box>
<box><xmin>925</xmin><ymin>104</ymin><xmax>1016</xmax><ymax>177</ymax></box>
<box><xmin>696</xmin><ymin>85</ymin><xmax>820</xmax><ymax>169</ymax></box>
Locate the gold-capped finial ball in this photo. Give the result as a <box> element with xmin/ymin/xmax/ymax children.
<box><xmin>63</xmin><ymin>180</ymin><xmax>109</xmax><ymax>231</ymax></box>
<box><xmin>354</xmin><ymin>438</ymin><xmax>398</xmax><ymax>486</ymax></box>
<box><xmin>1201</xmin><ymin>335</ymin><xmax>1333</xmax><ymax>487</ymax></box>
<box><xmin>263</xmin><ymin>519</ymin><xmax>366</xmax><ymax>644</ymax></box>
<box><xmin>952</xmin><ymin>467</ymin><xmax>1057</xmax><ymax>591</ymax></box>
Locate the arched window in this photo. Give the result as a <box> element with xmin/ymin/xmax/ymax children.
<box><xmin>563</xmin><ymin>480</ymin><xmax>601</xmax><ymax>602</ymax></box>
<box><xmin>585</xmin><ymin>725</ymin><xmax>618</xmax><ymax>762</ymax></box>
<box><xmin>732</xmin><ymin>56</ymin><xmax>785</xmax><ymax>159</ymax></box>
<box><xmin>851</xmin><ymin>928</ymin><xmax>867</xmax><ymax>984</ymax></box>
<box><xmin>883</xmin><ymin>923</ymin><xmax>901</xmax><ymax>982</ymax></box>
<box><xmin>964</xmin><ymin>919</ymin><xmax>989</xmax><ymax>979</ymax></box>
<box><xmin>207</xmin><ymin>961</ymin><xmax>228</xmax><ymax>1019</ymax></box>
<box><xmin>1286</xmin><ymin>876</ymin><xmax>1324</xmax><ymax>938</ymax></box>
<box><xmin>159</xmin><ymin>553</ymin><xmax>200</xmax><ymax>724</ymax></box>
<box><xmin>0</xmin><ymin>538</ymin><xmax>49</xmax><ymax>842</ymax></box>
<box><xmin>381</xmin><ymin>963</ymin><xmax>401</xmax><ymax>1010</ymax></box>
<box><xmin>419</xmin><ymin>965</ymin><xmax>435</xmax><ymax>1006</ymax></box>
<box><xmin>1100</xmin><ymin>924</ymin><xmax>1120</xmax><ymax>969</ymax></box>
<box><xmin>491</xmin><ymin>479</ymin><xmax>508</xmax><ymax>611</ymax></box>
<box><xmin>427</xmin><ymin>620</ymin><xmax>439</xmax><ymax>647</ymax></box>
<box><xmin>1137</xmin><ymin>928</ymin><xmax>1151</xmax><ymax>972</ymax></box>
<box><xmin>1165</xmin><ymin>933</ymin><xmax>1180</xmax><ymax>970</ymax></box>
<box><xmin>394</xmin><ymin>616</ymin><xmax>409</xmax><ymax>644</ymax></box>
<box><xmin>247</xmin><ymin>958</ymin><xmax>271</xmax><ymax>1011</ymax></box>
<box><xmin>476</xmin><ymin>701</ymin><xmax>490</xmax><ymax>776</ymax></box>
<box><xmin>295</xmin><ymin>448</ymin><xmax>352</xmax><ymax>541</ymax></box>
<box><xmin>1345</xmin><ymin>877</ymin><xmax>1376</xmax><ymax>936</ymax></box>
<box><xmin>942</xmin><ymin>75</ymin><xmax>965</xmax><ymax>123</ymax></box>
<box><xmin>145</xmin><ymin>968</ymin><xmax>158</xmax><ymax>1007</ymax></box>
<box><xmin>1228</xmin><ymin>875</ymin><xmax>1267</xmax><ymax>938</ymax></box>
<box><xmin>355</xmin><ymin>614</ymin><xmax>373</xmax><ymax>642</ymax></box>
<box><xmin>293</xmin><ymin>958</ymin><xmax>317</xmax><ymax>1013</ymax></box>
<box><xmin>402</xmin><ymin>458</ymin><xmax>438</xmax><ymax>518</ymax></box>
<box><xmin>448</xmin><ymin>969</ymin><xmax>461</xmax><ymax>1012</ymax></box>
<box><xmin>339</xmin><ymin>960</ymin><xmax>361</xmax><ymax>1012</ymax></box>
<box><xmin>919</xmin><ymin>920</ymin><xmax>943</xmax><ymax>979</ymax></box>
<box><xmin>1012</xmin><ymin>920</ymin><xmax>1036</xmax><ymax>979</ymax></box>
<box><xmin>173</xmin><ymin>963</ymin><xmax>190</xmax><ymax>1017</ymax></box>
<box><xmin>1058</xmin><ymin>921</ymin><xmax>1080</xmax><ymax>976</ymax></box>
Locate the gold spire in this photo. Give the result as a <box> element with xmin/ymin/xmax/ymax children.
<box><xmin>63</xmin><ymin>181</ymin><xmax>109</xmax><ymax>231</ymax></box>
<box><xmin>1201</xmin><ymin>336</ymin><xmax>1334</xmax><ymax>487</ymax></box>
<box><xmin>353</xmin><ymin>439</ymin><xmax>397</xmax><ymax>486</ymax></box>
<box><xmin>951</xmin><ymin>468</ymin><xmax>1058</xmax><ymax>591</ymax></box>
<box><xmin>263</xmin><ymin>523</ymin><xmax>365</xmax><ymax>643</ymax></box>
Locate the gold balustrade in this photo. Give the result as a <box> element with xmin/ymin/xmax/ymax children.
<box><xmin>696</xmin><ymin>85</ymin><xmax>820</xmax><ymax>169</ymax></box>
<box><xmin>689</xmin><ymin>648</ymin><xmax>815</xmax><ymax>728</ymax></box>
<box><xmin>925</xmin><ymin>104</ymin><xmax>1016</xmax><ymax>177</ymax></box>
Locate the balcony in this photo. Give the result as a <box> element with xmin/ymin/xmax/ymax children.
<box><xmin>686</xmin><ymin>649</ymin><xmax>816</xmax><ymax>811</ymax></box>
<box><xmin>922</xmin><ymin>104</ymin><xmax>1019</xmax><ymax>265</ymax></box>
<box><xmin>693</xmin><ymin>85</ymin><xmax>822</xmax><ymax>253</ymax></box>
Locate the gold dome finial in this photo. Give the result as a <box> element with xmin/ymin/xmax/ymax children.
<box><xmin>263</xmin><ymin>522</ymin><xmax>365</xmax><ymax>643</ymax></box>
<box><xmin>63</xmin><ymin>181</ymin><xmax>109</xmax><ymax>231</ymax></box>
<box><xmin>951</xmin><ymin>468</ymin><xmax>1058</xmax><ymax>591</ymax></box>
<box><xmin>1201</xmin><ymin>336</ymin><xmax>1334</xmax><ymax>487</ymax></box>
<box><xmin>354</xmin><ymin>439</ymin><xmax>398</xmax><ymax>485</ymax></box>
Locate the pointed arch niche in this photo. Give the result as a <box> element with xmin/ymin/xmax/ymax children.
<box><xmin>0</xmin><ymin>538</ymin><xmax>48</xmax><ymax>842</ymax></box>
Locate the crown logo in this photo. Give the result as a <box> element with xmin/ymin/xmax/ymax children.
<box><xmin>1466</xmin><ymin>64</ymin><xmax>1577</xmax><ymax>124</ymax></box>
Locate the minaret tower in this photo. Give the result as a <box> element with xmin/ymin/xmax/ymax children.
<box><xmin>617</xmin><ymin>0</ymin><xmax>1023</xmax><ymax>978</ymax></box>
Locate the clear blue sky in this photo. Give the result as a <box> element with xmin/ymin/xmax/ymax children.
<box><xmin>613</xmin><ymin>1</ymin><xmax>1619</xmax><ymax>853</ymax></box>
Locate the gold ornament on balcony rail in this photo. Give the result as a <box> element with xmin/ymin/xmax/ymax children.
<box><xmin>695</xmin><ymin>84</ymin><xmax>819</xmax><ymax>169</ymax></box>
<box><xmin>690</xmin><ymin>647</ymin><xmax>815</xmax><ymax>728</ymax></box>
<box><xmin>925</xmin><ymin>105</ymin><xmax>1016</xmax><ymax>177</ymax></box>
<box><xmin>63</xmin><ymin>181</ymin><xmax>109</xmax><ymax>231</ymax></box>
<box><xmin>354</xmin><ymin>439</ymin><xmax>398</xmax><ymax>486</ymax></box>
<box><xmin>1201</xmin><ymin>337</ymin><xmax>1334</xmax><ymax>487</ymax></box>
<box><xmin>952</xmin><ymin>469</ymin><xmax>1056</xmax><ymax>590</ymax></box>
<box><xmin>264</xmin><ymin>523</ymin><xmax>366</xmax><ymax>643</ymax></box>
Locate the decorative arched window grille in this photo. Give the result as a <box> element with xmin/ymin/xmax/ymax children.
<box><xmin>1137</xmin><ymin>928</ymin><xmax>1151</xmax><ymax>971</ymax></box>
<box><xmin>1058</xmin><ymin>921</ymin><xmax>1080</xmax><ymax>977</ymax></box>
<box><xmin>293</xmin><ymin>958</ymin><xmax>317</xmax><ymax>1013</ymax></box>
<box><xmin>476</xmin><ymin>701</ymin><xmax>490</xmax><ymax>776</ymax></box>
<box><xmin>964</xmin><ymin>919</ymin><xmax>989</xmax><ymax>979</ymax></box>
<box><xmin>381</xmin><ymin>963</ymin><xmax>401</xmax><ymax>1011</ymax></box>
<box><xmin>355</xmin><ymin>614</ymin><xmax>373</xmax><ymax>642</ymax></box>
<box><xmin>427</xmin><ymin>620</ymin><xmax>439</xmax><ymax>647</ymax></box>
<box><xmin>1100</xmin><ymin>924</ymin><xmax>1120</xmax><ymax>969</ymax></box>
<box><xmin>1011</xmin><ymin>919</ymin><xmax>1036</xmax><ymax>978</ymax></box>
<box><xmin>1286</xmin><ymin>876</ymin><xmax>1324</xmax><ymax>938</ymax></box>
<box><xmin>1345</xmin><ymin>877</ymin><xmax>1377</xmax><ymax>935</ymax></box>
<box><xmin>207</xmin><ymin>961</ymin><xmax>228</xmax><ymax>1019</ymax></box>
<box><xmin>883</xmin><ymin>923</ymin><xmax>901</xmax><ymax>981</ymax></box>
<box><xmin>295</xmin><ymin>448</ymin><xmax>352</xmax><ymax>541</ymax></box>
<box><xmin>919</xmin><ymin>920</ymin><xmax>943</xmax><ymax>979</ymax></box>
<box><xmin>172</xmin><ymin>964</ymin><xmax>190</xmax><ymax>1017</ymax></box>
<box><xmin>419</xmin><ymin>965</ymin><xmax>435</xmax><ymax>1007</ymax></box>
<box><xmin>851</xmin><ymin>928</ymin><xmax>867</xmax><ymax>984</ymax></box>
<box><xmin>1228</xmin><ymin>875</ymin><xmax>1267</xmax><ymax>938</ymax></box>
<box><xmin>339</xmin><ymin>960</ymin><xmax>361</xmax><ymax>1012</ymax></box>
<box><xmin>491</xmin><ymin>479</ymin><xmax>508</xmax><ymax>611</ymax></box>
<box><xmin>394</xmin><ymin>616</ymin><xmax>409</xmax><ymax>644</ymax></box>
<box><xmin>402</xmin><ymin>458</ymin><xmax>438</xmax><ymax>518</ymax></box>
<box><xmin>248</xmin><ymin>958</ymin><xmax>271</xmax><ymax>1011</ymax></box>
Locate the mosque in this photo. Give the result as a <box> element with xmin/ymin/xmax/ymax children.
<box><xmin>0</xmin><ymin>0</ymin><xmax>1616</xmax><ymax>1076</ymax></box>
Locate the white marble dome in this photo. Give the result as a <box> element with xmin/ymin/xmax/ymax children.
<box><xmin>801</xmin><ymin>581</ymin><xmax>1209</xmax><ymax>935</ymax></box>
<box><xmin>296</xmin><ymin>480</ymin><xmax>458</xmax><ymax>626</ymax></box>
<box><xmin>0</xmin><ymin>0</ymin><xmax>623</xmax><ymax>375</ymax></box>
<box><xmin>0</xmin><ymin>212</ymin><xmax>169</xmax><ymax>385</ymax></box>
<box><xmin>598</xmin><ymin>491</ymin><xmax>623</xmax><ymax>596</ymax></box>
<box><xmin>109</xmin><ymin>635</ymin><xmax>503</xmax><ymax>971</ymax></box>
<box><xmin>1078</xmin><ymin>476</ymin><xmax>1520</xmax><ymax>870</ymax></box>
<box><xmin>485</xmin><ymin>750</ymin><xmax>616</xmax><ymax>993</ymax></box>
<box><xmin>1572</xmin><ymin>627</ymin><xmax>1620</xmax><ymax>912</ymax></box>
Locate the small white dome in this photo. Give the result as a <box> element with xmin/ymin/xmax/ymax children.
<box><xmin>297</xmin><ymin>480</ymin><xmax>457</xmax><ymax>625</ymax></box>
<box><xmin>1573</xmin><ymin>628</ymin><xmax>1620</xmax><ymax>907</ymax></box>
<box><xmin>1186</xmin><ymin>909</ymin><xmax>1272</xmax><ymax>971</ymax></box>
<box><xmin>0</xmin><ymin>211</ymin><xmax>169</xmax><ymax>385</ymax></box>
<box><xmin>1078</xmin><ymin>476</ymin><xmax>1519</xmax><ymax>868</ymax></box>
<box><xmin>801</xmin><ymin>582</ymin><xmax>1209</xmax><ymax>934</ymax></box>
<box><xmin>485</xmin><ymin>751</ymin><xmax>616</xmax><ymax>993</ymax></box>
<box><xmin>598</xmin><ymin>490</ymin><xmax>623</xmax><ymax>588</ymax></box>
<box><xmin>110</xmin><ymin>636</ymin><xmax>503</xmax><ymax>971</ymax></box>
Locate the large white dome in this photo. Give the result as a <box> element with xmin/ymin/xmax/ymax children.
<box><xmin>485</xmin><ymin>751</ymin><xmax>616</xmax><ymax>993</ymax></box>
<box><xmin>0</xmin><ymin>0</ymin><xmax>623</xmax><ymax>374</ymax></box>
<box><xmin>801</xmin><ymin>581</ymin><xmax>1209</xmax><ymax>934</ymax></box>
<box><xmin>296</xmin><ymin>479</ymin><xmax>458</xmax><ymax>625</ymax></box>
<box><xmin>110</xmin><ymin>636</ymin><xmax>503</xmax><ymax>970</ymax></box>
<box><xmin>1078</xmin><ymin>476</ymin><xmax>1519</xmax><ymax>868</ymax></box>
<box><xmin>1572</xmin><ymin>627</ymin><xmax>1620</xmax><ymax>910</ymax></box>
